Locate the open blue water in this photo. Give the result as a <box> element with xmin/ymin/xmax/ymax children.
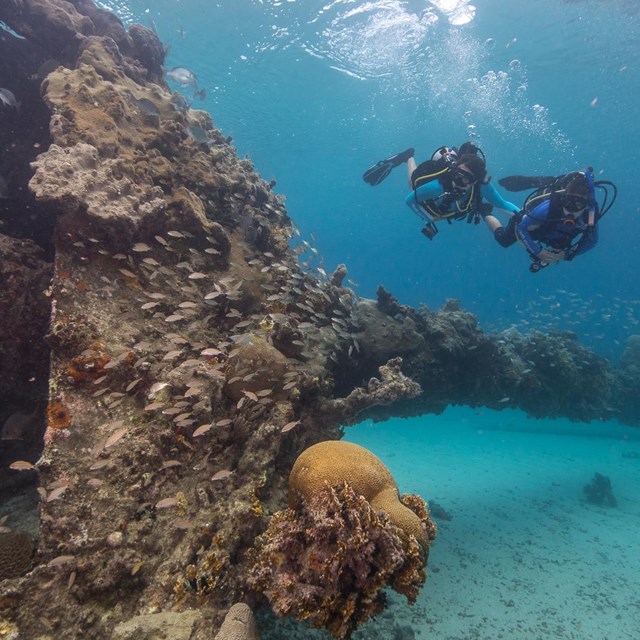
<box><xmin>103</xmin><ymin>0</ymin><xmax>640</xmax><ymax>360</ymax></box>
<box><xmin>99</xmin><ymin>1</ymin><xmax>640</xmax><ymax>637</ymax></box>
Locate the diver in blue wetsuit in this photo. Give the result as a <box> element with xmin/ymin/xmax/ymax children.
<box><xmin>484</xmin><ymin>170</ymin><xmax>613</xmax><ymax>272</ymax></box>
<box><xmin>404</xmin><ymin>143</ymin><xmax>520</xmax><ymax>239</ymax></box>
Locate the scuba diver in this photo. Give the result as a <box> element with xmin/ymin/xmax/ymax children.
<box><xmin>484</xmin><ymin>169</ymin><xmax>617</xmax><ymax>272</ymax></box>
<box><xmin>362</xmin><ymin>142</ymin><xmax>520</xmax><ymax>239</ymax></box>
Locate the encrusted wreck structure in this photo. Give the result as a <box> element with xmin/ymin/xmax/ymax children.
<box><xmin>1</xmin><ymin>1</ymin><xmax>639</xmax><ymax>638</ymax></box>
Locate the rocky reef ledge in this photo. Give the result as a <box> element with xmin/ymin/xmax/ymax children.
<box><xmin>1</xmin><ymin>1</ymin><xmax>640</xmax><ymax>638</ymax></box>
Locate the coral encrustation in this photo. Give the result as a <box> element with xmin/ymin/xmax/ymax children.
<box><xmin>248</xmin><ymin>480</ymin><xmax>433</xmax><ymax>639</ymax></box>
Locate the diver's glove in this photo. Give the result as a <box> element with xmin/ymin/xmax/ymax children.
<box><xmin>537</xmin><ymin>248</ymin><xmax>565</xmax><ymax>264</ymax></box>
<box><xmin>529</xmin><ymin>257</ymin><xmax>549</xmax><ymax>273</ymax></box>
<box><xmin>477</xmin><ymin>203</ymin><xmax>493</xmax><ymax>219</ymax></box>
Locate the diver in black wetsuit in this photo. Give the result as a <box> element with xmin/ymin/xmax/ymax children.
<box><xmin>363</xmin><ymin>143</ymin><xmax>519</xmax><ymax>240</ymax></box>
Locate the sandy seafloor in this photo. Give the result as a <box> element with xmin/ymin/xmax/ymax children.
<box><xmin>340</xmin><ymin>407</ymin><xmax>640</xmax><ymax>640</ymax></box>
<box><xmin>259</xmin><ymin>407</ymin><xmax>640</xmax><ymax>639</ymax></box>
<box><xmin>261</xmin><ymin>408</ymin><xmax>640</xmax><ymax>639</ymax></box>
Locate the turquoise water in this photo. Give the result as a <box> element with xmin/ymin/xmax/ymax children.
<box><xmin>99</xmin><ymin>1</ymin><xmax>640</xmax><ymax>637</ymax></box>
<box><xmin>345</xmin><ymin>409</ymin><xmax>640</xmax><ymax>639</ymax></box>
<box><xmin>261</xmin><ymin>408</ymin><xmax>640</xmax><ymax>639</ymax></box>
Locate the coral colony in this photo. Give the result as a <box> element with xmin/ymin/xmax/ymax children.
<box><xmin>0</xmin><ymin>1</ymin><xmax>639</xmax><ymax>638</ymax></box>
<box><xmin>248</xmin><ymin>442</ymin><xmax>436</xmax><ymax>638</ymax></box>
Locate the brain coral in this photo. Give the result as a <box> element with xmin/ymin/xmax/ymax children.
<box><xmin>0</xmin><ymin>531</ymin><xmax>33</xmax><ymax>579</ymax></box>
<box><xmin>288</xmin><ymin>440</ymin><xmax>434</xmax><ymax>553</ymax></box>
<box><xmin>248</xmin><ymin>482</ymin><xmax>425</xmax><ymax>639</ymax></box>
<box><xmin>213</xmin><ymin>603</ymin><xmax>259</xmax><ymax>640</ymax></box>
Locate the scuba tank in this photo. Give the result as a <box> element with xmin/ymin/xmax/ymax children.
<box><xmin>409</xmin><ymin>143</ymin><xmax>488</xmax><ymax>234</ymax></box>
<box><xmin>521</xmin><ymin>169</ymin><xmax>618</xmax><ymax>272</ymax></box>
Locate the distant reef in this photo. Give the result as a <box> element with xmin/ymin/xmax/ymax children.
<box><xmin>1</xmin><ymin>1</ymin><xmax>640</xmax><ymax>638</ymax></box>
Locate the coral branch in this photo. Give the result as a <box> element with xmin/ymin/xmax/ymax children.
<box><xmin>318</xmin><ymin>357</ymin><xmax>422</xmax><ymax>425</ymax></box>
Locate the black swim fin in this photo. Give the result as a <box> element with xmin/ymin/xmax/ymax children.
<box><xmin>362</xmin><ymin>148</ymin><xmax>414</xmax><ymax>186</ymax></box>
<box><xmin>498</xmin><ymin>175</ymin><xmax>556</xmax><ymax>192</ymax></box>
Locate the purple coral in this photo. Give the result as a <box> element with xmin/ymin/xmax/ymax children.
<box><xmin>247</xmin><ymin>482</ymin><xmax>426</xmax><ymax>639</ymax></box>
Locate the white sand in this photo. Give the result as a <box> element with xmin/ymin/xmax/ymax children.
<box><xmin>347</xmin><ymin>407</ymin><xmax>640</xmax><ymax>639</ymax></box>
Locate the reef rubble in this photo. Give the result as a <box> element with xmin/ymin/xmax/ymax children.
<box><xmin>0</xmin><ymin>1</ymin><xmax>639</xmax><ymax>638</ymax></box>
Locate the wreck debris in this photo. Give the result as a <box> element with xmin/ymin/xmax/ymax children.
<box><xmin>583</xmin><ymin>472</ymin><xmax>617</xmax><ymax>507</ymax></box>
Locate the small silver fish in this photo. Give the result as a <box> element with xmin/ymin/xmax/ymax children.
<box><xmin>193</xmin><ymin>423</ymin><xmax>213</xmax><ymax>437</ymax></box>
<box><xmin>134</xmin><ymin>98</ymin><xmax>160</xmax><ymax>117</ymax></box>
<box><xmin>0</xmin><ymin>88</ymin><xmax>20</xmax><ymax>111</ymax></box>
<box><xmin>165</xmin><ymin>66</ymin><xmax>197</xmax><ymax>87</ymax></box>
<box><xmin>155</xmin><ymin>497</ymin><xmax>179</xmax><ymax>509</ymax></box>
<box><xmin>46</xmin><ymin>486</ymin><xmax>68</xmax><ymax>502</ymax></box>
<box><xmin>281</xmin><ymin>420</ymin><xmax>301</xmax><ymax>433</ymax></box>
<box><xmin>9</xmin><ymin>460</ymin><xmax>35</xmax><ymax>471</ymax></box>
<box><xmin>170</xmin><ymin>93</ymin><xmax>190</xmax><ymax>113</ymax></box>
<box><xmin>211</xmin><ymin>469</ymin><xmax>233</xmax><ymax>481</ymax></box>
<box><xmin>187</xmin><ymin>125</ymin><xmax>209</xmax><ymax>144</ymax></box>
<box><xmin>48</xmin><ymin>555</ymin><xmax>75</xmax><ymax>567</ymax></box>
<box><xmin>144</xmin><ymin>402</ymin><xmax>166</xmax><ymax>411</ymax></box>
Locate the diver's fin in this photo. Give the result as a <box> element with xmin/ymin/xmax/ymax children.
<box><xmin>498</xmin><ymin>175</ymin><xmax>556</xmax><ymax>192</ymax></box>
<box><xmin>362</xmin><ymin>148</ymin><xmax>415</xmax><ymax>186</ymax></box>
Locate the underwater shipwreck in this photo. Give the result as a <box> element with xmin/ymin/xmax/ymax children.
<box><xmin>1</xmin><ymin>1</ymin><xmax>639</xmax><ymax>638</ymax></box>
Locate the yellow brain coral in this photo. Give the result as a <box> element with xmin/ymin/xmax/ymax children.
<box><xmin>289</xmin><ymin>440</ymin><xmax>433</xmax><ymax>552</ymax></box>
<box><xmin>249</xmin><ymin>441</ymin><xmax>436</xmax><ymax>638</ymax></box>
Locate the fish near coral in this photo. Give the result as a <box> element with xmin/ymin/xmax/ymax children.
<box><xmin>134</xmin><ymin>98</ymin><xmax>160</xmax><ymax>117</ymax></box>
<box><xmin>0</xmin><ymin>88</ymin><xmax>20</xmax><ymax>112</ymax></box>
<box><xmin>289</xmin><ymin>440</ymin><xmax>434</xmax><ymax>554</ymax></box>
<box><xmin>1</xmin><ymin>404</ymin><xmax>41</xmax><ymax>441</ymax></box>
<box><xmin>165</xmin><ymin>66</ymin><xmax>197</xmax><ymax>87</ymax></box>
